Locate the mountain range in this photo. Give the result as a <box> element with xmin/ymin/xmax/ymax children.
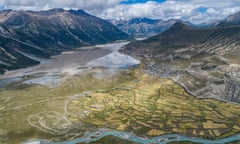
<box><xmin>110</xmin><ymin>18</ymin><xmax>176</xmax><ymax>38</ymax></box>
<box><xmin>0</xmin><ymin>9</ymin><xmax>129</xmax><ymax>74</ymax></box>
<box><xmin>121</xmin><ymin>11</ymin><xmax>240</xmax><ymax>103</ymax></box>
<box><xmin>110</xmin><ymin>12</ymin><xmax>240</xmax><ymax>38</ymax></box>
<box><xmin>110</xmin><ymin>18</ymin><xmax>196</xmax><ymax>38</ymax></box>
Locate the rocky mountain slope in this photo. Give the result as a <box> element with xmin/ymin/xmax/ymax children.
<box><xmin>0</xmin><ymin>9</ymin><xmax>129</xmax><ymax>73</ymax></box>
<box><xmin>0</xmin><ymin>33</ymin><xmax>49</xmax><ymax>74</ymax></box>
<box><xmin>122</xmin><ymin>22</ymin><xmax>240</xmax><ymax>103</ymax></box>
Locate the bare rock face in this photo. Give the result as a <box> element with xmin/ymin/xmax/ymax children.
<box><xmin>0</xmin><ymin>9</ymin><xmax>129</xmax><ymax>73</ymax></box>
<box><xmin>121</xmin><ymin>18</ymin><xmax>240</xmax><ymax>103</ymax></box>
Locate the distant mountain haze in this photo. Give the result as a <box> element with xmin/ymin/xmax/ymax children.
<box><xmin>216</xmin><ymin>11</ymin><xmax>240</xmax><ymax>27</ymax></box>
<box><xmin>109</xmin><ymin>17</ymin><xmax>196</xmax><ymax>38</ymax></box>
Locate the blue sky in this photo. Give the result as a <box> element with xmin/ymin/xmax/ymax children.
<box><xmin>197</xmin><ymin>7</ymin><xmax>208</xmax><ymax>13</ymax></box>
<box><xmin>0</xmin><ymin>0</ymin><xmax>240</xmax><ymax>24</ymax></box>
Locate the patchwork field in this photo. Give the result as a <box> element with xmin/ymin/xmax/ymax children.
<box><xmin>0</xmin><ymin>69</ymin><xmax>240</xmax><ymax>143</ymax></box>
<box><xmin>0</xmin><ymin>70</ymin><xmax>135</xmax><ymax>144</ymax></box>
<box><xmin>65</xmin><ymin>71</ymin><xmax>240</xmax><ymax>140</ymax></box>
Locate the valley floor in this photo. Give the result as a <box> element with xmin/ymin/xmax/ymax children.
<box><xmin>0</xmin><ymin>42</ymin><xmax>239</xmax><ymax>144</ymax></box>
<box><xmin>0</xmin><ymin>69</ymin><xmax>240</xmax><ymax>144</ymax></box>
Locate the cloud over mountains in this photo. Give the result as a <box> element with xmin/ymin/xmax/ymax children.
<box><xmin>0</xmin><ymin>0</ymin><xmax>240</xmax><ymax>24</ymax></box>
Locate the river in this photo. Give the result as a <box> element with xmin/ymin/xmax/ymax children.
<box><xmin>27</xmin><ymin>130</ymin><xmax>240</xmax><ymax>144</ymax></box>
<box><xmin>0</xmin><ymin>42</ymin><xmax>139</xmax><ymax>87</ymax></box>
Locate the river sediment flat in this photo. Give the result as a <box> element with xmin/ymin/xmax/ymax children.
<box><xmin>0</xmin><ymin>42</ymin><xmax>139</xmax><ymax>87</ymax></box>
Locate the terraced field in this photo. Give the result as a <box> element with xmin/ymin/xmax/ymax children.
<box><xmin>1</xmin><ymin>69</ymin><xmax>240</xmax><ymax>143</ymax></box>
<box><xmin>65</xmin><ymin>71</ymin><xmax>240</xmax><ymax>139</ymax></box>
<box><xmin>0</xmin><ymin>70</ymin><xmax>135</xmax><ymax>144</ymax></box>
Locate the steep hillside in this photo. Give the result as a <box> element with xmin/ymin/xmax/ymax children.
<box><xmin>122</xmin><ymin>22</ymin><xmax>240</xmax><ymax>103</ymax></box>
<box><xmin>0</xmin><ymin>33</ymin><xmax>49</xmax><ymax>74</ymax></box>
<box><xmin>0</xmin><ymin>9</ymin><xmax>129</xmax><ymax>73</ymax></box>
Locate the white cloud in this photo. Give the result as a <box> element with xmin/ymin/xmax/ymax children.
<box><xmin>0</xmin><ymin>0</ymin><xmax>240</xmax><ymax>24</ymax></box>
<box><xmin>0</xmin><ymin>0</ymin><xmax>121</xmax><ymax>11</ymax></box>
<box><xmin>99</xmin><ymin>0</ymin><xmax>240</xmax><ymax>24</ymax></box>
